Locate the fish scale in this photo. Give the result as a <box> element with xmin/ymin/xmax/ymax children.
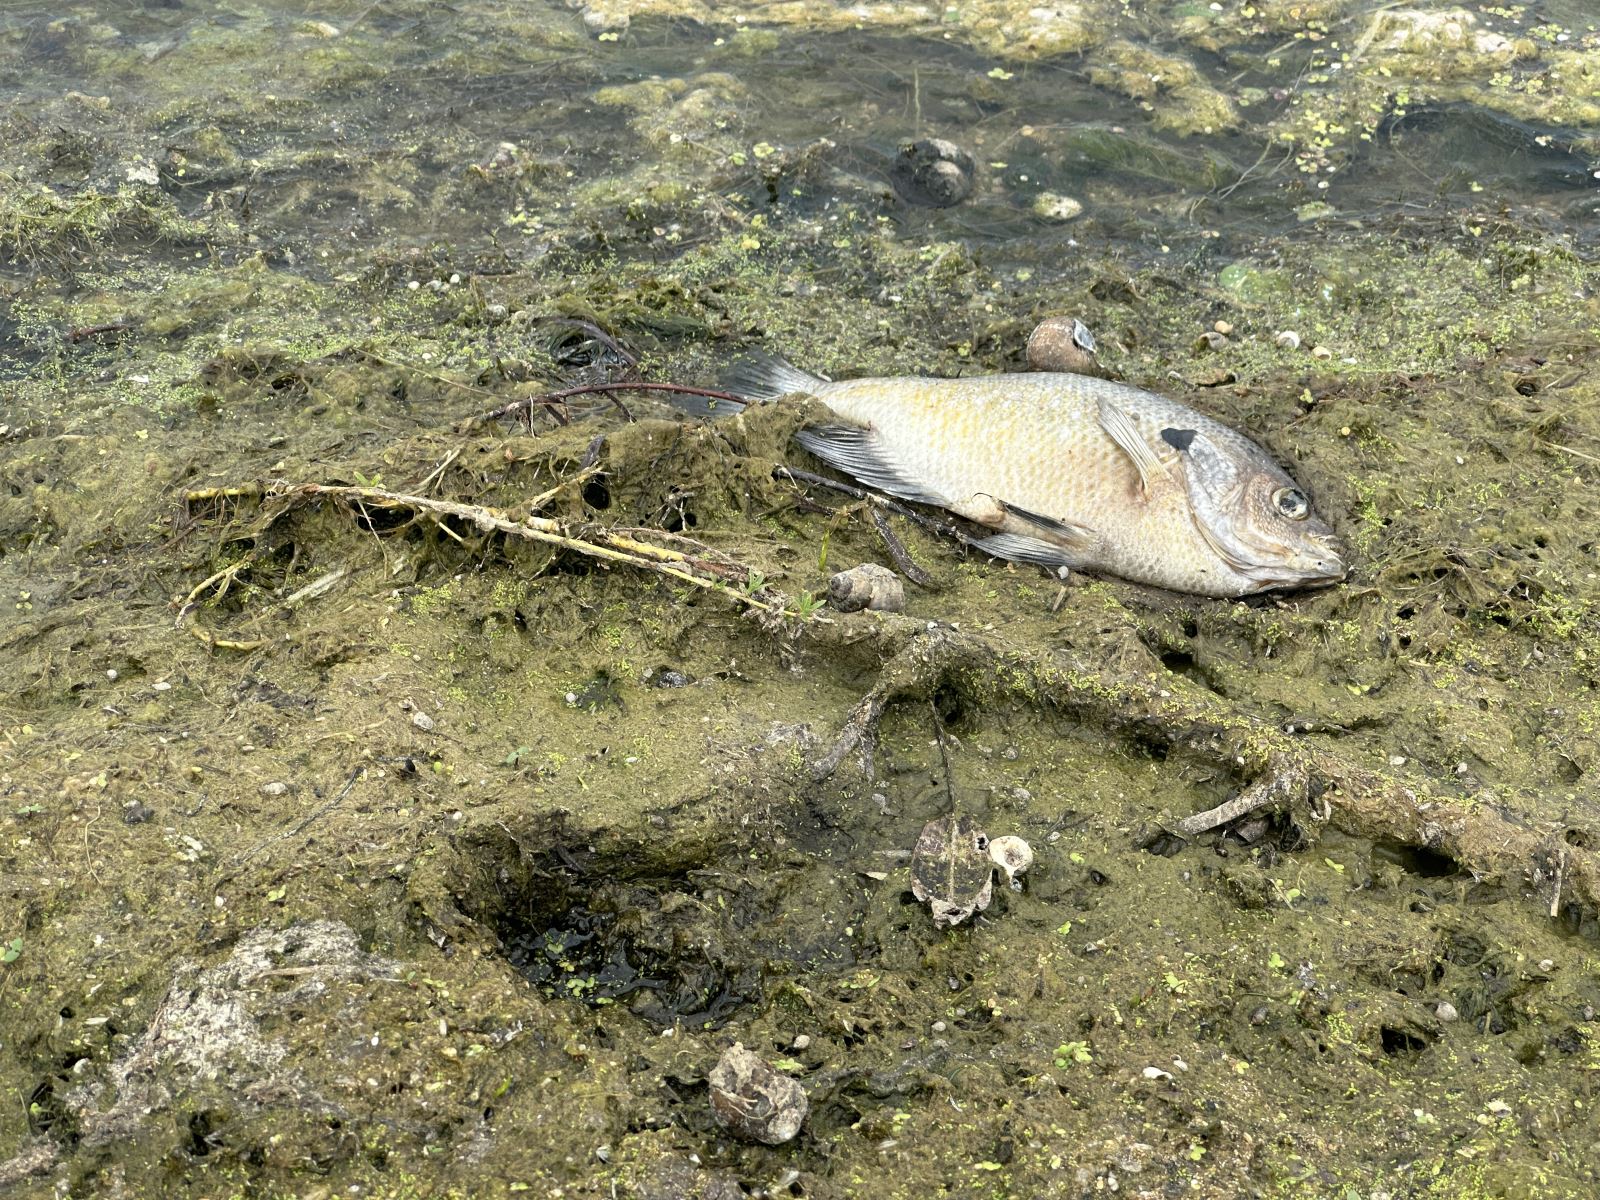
<box><xmin>738</xmin><ymin>361</ymin><xmax>1345</xmax><ymax>597</ymax></box>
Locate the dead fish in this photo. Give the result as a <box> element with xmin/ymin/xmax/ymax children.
<box><xmin>728</xmin><ymin>357</ymin><xmax>1344</xmax><ymax>597</ymax></box>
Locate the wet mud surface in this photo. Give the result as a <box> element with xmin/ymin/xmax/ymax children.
<box><xmin>2</xmin><ymin>2</ymin><xmax>1600</xmax><ymax>1197</ymax></box>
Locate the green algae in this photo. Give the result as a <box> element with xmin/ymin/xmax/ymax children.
<box><xmin>3</xmin><ymin>4</ymin><xmax>1600</xmax><ymax>1199</ymax></box>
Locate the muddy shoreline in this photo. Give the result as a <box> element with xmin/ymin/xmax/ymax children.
<box><xmin>3</xmin><ymin>3</ymin><xmax>1599</xmax><ymax>1197</ymax></box>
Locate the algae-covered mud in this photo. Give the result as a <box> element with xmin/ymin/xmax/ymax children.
<box><xmin>3</xmin><ymin>2</ymin><xmax>1600</xmax><ymax>1197</ymax></box>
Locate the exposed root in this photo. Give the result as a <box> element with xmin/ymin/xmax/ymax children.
<box><xmin>807</xmin><ymin>614</ymin><xmax>1600</xmax><ymax>919</ymax></box>
<box><xmin>1173</xmin><ymin>757</ymin><xmax>1308</xmax><ymax>837</ymax></box>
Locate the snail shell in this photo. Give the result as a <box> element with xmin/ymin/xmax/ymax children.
<box><xmin>1026</xmin><ymin>316</ymin><xmax>1116</xmax><ymax>379</ymax></box>
<box><xmin>988</xmin><ymin>834</ymin><xmax>1035</xmax><ymax>887</ymax></box>
<box><xmin>827</xmin><ymin>563</ymin><xmax>904</xmax><ymax>613</ymax></box>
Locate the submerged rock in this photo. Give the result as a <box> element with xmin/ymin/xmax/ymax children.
<box><xmin>889</xmin><ymin>138</ymin><xmax>976</xmax><ymax>208</ymax></box>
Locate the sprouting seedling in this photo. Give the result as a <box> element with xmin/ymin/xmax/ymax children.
<box><xmin>2</xmin><ymin>938</ymin><xmax>21</xmax><ymax>964</ymax></box>
<box><xmin>1053</xmin><ymin>1041</ymin><xmax>1092</xmax><ymax>1068</ymax></box>
<box><xmin>744</xmin><ymin>570</ymin><xmax>767</xmax><ymax>596</ymax></box>
<box><xmin>793</xmin><ymin>590</ymin><xmax>825</xmax><ymax>620</ymax></box>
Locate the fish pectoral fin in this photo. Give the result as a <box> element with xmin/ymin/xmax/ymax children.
<box><xmin>971</xmin><ymin>533</ymin><xmax>1082</xmax><ymax>570</ymax></box>
<box><xmin>998</xmin><ymin>500</ymin><xmax>1100</xmax><ymax>552</ymax></box>
<box><xmin>1096</xmin><ymin>396</ymin><xmax>1170</xmax><ymax>496</ymax></box>
<box><xmin>794</xmin><ymin>425</ymin><xmax>950</xmax><ymax>507</ymax></box>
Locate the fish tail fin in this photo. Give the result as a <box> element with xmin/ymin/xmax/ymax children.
<box><xmin>723</xmin><ymin>352</ymin><xmax>831</xmax><ymax>402</ymax></box>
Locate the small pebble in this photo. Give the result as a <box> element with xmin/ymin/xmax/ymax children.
<box><xmin>1538</xmin><ymin>958</ymin><xmax>1554</xmax><ymax>973</ymax></box>
<box><xmin>1031</xmin><ymin>191</ymin><xmax>1084</xmax><ymax>221</ymax></box>
<box><xmin>708</xmin><ymin>1043</ymin><xmax>808</xmax><ymax>1145</ymax></box>
<box><xmin>261</xmin><ymin>781</ymin><xmax>290</xmax><ymax>797</ymax></box>
<box><xmin>791</xmin><ymin>1034</ymin><xmax>811</xmax><ymax>1051</ymax></box>
<box><xmin>931</xmin><ymin>1020</ymin><xmax>947</xmax><ymax>1033</ymax></box>
<box><xmin>122</xmin><ymin>800</ymin><xmax>154</xmax><ymax>825</ymax></box>
<box><xmin>105</xmin><ymin>669</ymin><xmax>118</xmax><ymax>682</ymax></box>
<box><xmin>411</xmin><ymin>710</ymin><xmax>437</xmax><ymax>732</ymax></box>
<box><xmin>1142</xmin><ymin>1066</ymin><xmax>1172</xmax><ymax>1081</ymax></box>
<box><xmin>1436</xmin><ymin>1001</ymin><xmax>1459</xmax><ymax>1022</ymax></box>
<box><xmin>152</xmin><ymin>681</ymin><xmax>172</xmax><ymax>692</ymax></box>
<box><xmin>1212</xmin><ymin>320</ymin><xmax>1234</xmax><ymax>335</ymax></box>
<box><xmin>1311</xmin><ymin>345</ymin><xmax>1333</xmax><ymax>359</ymax></box>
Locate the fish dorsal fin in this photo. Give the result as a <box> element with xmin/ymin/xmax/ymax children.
<box><xmin>794</xmin><ymin>425</ymin><xmax>951</xmax><ymax>507</ymax></box>
<box><xmin>1096</xmin><ymin>395</ymin><xmax>1170</xmax><ymax>496</ymax></box>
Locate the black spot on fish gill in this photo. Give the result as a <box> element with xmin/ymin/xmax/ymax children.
<box><xmin>1161</xmin><ymin>427</ymin><xmax>1197</xmax><ymax>452</ymax></box>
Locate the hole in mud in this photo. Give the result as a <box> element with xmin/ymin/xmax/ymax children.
<box><xmin>1563</xmin><ymin>828</ymin><xmax>1592</xmax><ymax>850</ymax></box>
<box><xmin>1380</xmin><ymin>1026</ymin><xmax>1429</xmax><ymax>1055</ymax></box>
<box><xmin>581</xmin><ymin>478</ymin><xmax>611</xmax><ymax>510</ymax></box>
<box><xmin>1159</xmin><ymin>648</ymin><xmax>1196</xmax><ymax>676</ymax></box>
<box><xmin>498</xmin><ymin>897</ymin><xmax>763</xmax><ymax>1028</ymax></box>
<box><xmin>186</xmin><ymin>1110</ymin><xmax>217</xmax><ymax>1157</ymax></box>
<box><xmin>1374</xmin><ymin>841</ymin><xmax>1460</xmax><ymax>878</ymax></box>
<box><xmin>1514</xmin><ymin>377</ymin><xmax>1541</xmax><ymax>396</ymax></box>
<box><xmin>931</xmin><ymin>683</ymin><xmax>966</xmax><ymax>726</ymax></box>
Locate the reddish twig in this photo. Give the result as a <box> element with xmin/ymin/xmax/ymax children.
<box><xmin>459</xmin><ymin>382</ymin><xmax>751</xmax><ymax>433</ymax></box>
<box><xmin>68</xmin><ymin>322</ymin><xmax>132</xmax><ymax>343</ymax></box>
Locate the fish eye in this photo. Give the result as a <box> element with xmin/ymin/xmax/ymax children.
<box><xmin>1272</xmin><ymin>487</ymin><xmax>1310</xmax><ymax>520</ymax></box>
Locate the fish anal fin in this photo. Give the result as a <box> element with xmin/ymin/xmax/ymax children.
<box><xmin>794</xmin><ymin>425</ymin><xmax>950</xmax><ymax>507</ymax></box>
<box><xmin>1096</xmin><ymin>395</ymin><xmax>1171</xmax><ymax>496</ymax></box>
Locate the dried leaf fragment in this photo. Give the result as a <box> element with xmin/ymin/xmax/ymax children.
<box><xmin>910</xmin><ymin>815</ymin><xmax>994</xmax><ymax>928</ymax></box>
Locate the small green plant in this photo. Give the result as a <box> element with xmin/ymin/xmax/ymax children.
<box><xmin>1052</xmin><ymin>1041</ymin><xmax>1092</xmax><ymax>1068</ymax></box>
<box><xmin>2</xmin><ymin>937</ymin><xmax>21</xmax><ymax>964</ymax></box>
<box><xmin>794</xmin><ymin>590</ymin><xmax>825</xmax><ymax>620</ymax></box>
<box><xmin>743</xmin><ymin>570</ymin><xmax>766</xmax><ymax>595</ymax></box>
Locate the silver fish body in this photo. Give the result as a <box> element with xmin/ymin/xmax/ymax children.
<box><xmin>733</xmin><ymin>360</ymin><xmax>1344</xmax><ymax>597</ymax></box>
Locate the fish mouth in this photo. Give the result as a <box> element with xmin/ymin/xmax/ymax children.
<box><xmin>1256</xmin><ymin>537</ymin><xmax>1347</xmax><ymax>591</ymax></box>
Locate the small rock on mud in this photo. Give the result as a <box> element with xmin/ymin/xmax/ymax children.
<box><xmin>708</xmin><ymin>1043</ymin><xmax>809</xmax><ymax>1145</ymax></box>
<box><xmin>988</xmin><ymin>834</ymin><xmax>1034</xmax><ymax>886</ymax></box>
